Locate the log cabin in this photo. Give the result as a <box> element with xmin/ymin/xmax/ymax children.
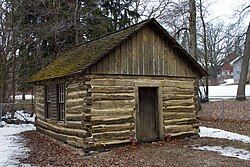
<box><xmin>30</xmin><ymin>18</ymin><xmax>208</xmax><ymax>149</ymax></box>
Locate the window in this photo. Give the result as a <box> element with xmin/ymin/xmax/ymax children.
<box><xmin>58</xmin><ymin>84</ymin><xmax>65</xmax><ymax>121</ymax></box>
<box><xmin>45</xmin><ymin>84</ymin><xmax>65</xmax><ymax>121</ymax></box>
<box><xmin>45</xmin><ymin>86</ymin><xmax>51</xmax><ymax>118</ymax></box>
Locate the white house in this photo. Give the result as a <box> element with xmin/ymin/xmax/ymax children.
<box><xmin>230</xmin><ymin>56</ymin><xmax>243</xmax><ymax>83</ymax></box>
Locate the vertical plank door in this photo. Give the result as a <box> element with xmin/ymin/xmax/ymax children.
<box><xmin>138</xmin><ymin>87</ymin><xmax>159</xmax><ymax>142</ymax></box>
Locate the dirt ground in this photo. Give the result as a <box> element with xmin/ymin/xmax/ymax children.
<box><xmin>199</xmin><ymin>99</ymin><xmax>250</xmax><ymax>123</ymax></box>
<box><xmin>15</xmin><ymin>99</ymin><xmax>250</xmax><ymax>167</ymax></box>
<box><xmin>18</xmin><ymin>120</ymin><xmax>250</xmax><ymax>167</ymax></box>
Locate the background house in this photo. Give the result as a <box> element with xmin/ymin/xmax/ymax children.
<box><xmin>220</xmin><ymin>52</ymin><xmax>237</xmax><ymax>78</ymax></box>
<box><xmin>231</xmin><ymin>56</ymin><xmax>243</xmax><ymax>83</ymax></box>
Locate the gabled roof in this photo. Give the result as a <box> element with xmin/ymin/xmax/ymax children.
<box><xmin>30</xmin><ymin>19</ymin><xmax>208</xmax><ymax>82</ymax></box>
<box><xmin>230</xmin><ymin>56</ymin><xmax>243</xmax><ymax>65</ymax></box>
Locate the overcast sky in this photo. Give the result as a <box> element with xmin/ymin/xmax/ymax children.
<box><xmin>207</xmin><ymin>0</ymin><xmax>249</xmax><ymax>26</ymax></box>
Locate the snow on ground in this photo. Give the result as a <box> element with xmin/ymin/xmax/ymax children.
<box><xmin>220</xmin><ymin>78</ymin><xmax>235</xmax><ymax>86</ymax></box>
<box><xmin>4</xmin><ymin>111</ymin><xmax>35</xmax><ymax>123</ymax></box>
<box><xmin>200</xmin><ymin>85</ymin><xmax>250</xmax><ymax>99</ymax></box>
<box><xmin>0</xmin><ymin>112</ymin><xmax>35</xmax><ymax>167</ymax></box>
<box><xmin>193</xmin><ymin>146</ymin><xmax>250</xmax><ymax>160</ymax></box>
<box><xmin>14</xmin><ymin>111</ymin><xmax>35</xmax><ymax>123</ymax></box>
<box><xmin>196</xmin><ymin>126</ymin><xmax>250</xmax><ymax>160</ymax></box>
<box><xmin>199</xmin><ymin>126</ymin><xmax>250</xmax><ymax>143</ymax></box>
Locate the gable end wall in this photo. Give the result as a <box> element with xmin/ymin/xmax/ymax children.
<box><xmin>89</xmin><ymin>25</ymin><xmax>197</xmax><ymax>77</ymax></box>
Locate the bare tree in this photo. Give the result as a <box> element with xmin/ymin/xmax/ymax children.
<box><xmin>236</xmin><ymin>22</ymin><xmax>250</xmax><ymax>100</ymax></box>
<box><xmin>189</xmin><ymin>0</ymin><xmax>197</xmax><ymax>60</ymax></box>
<box><xmin>198</xmin><ymin>0</ymin><xmax>208</xmax><ymax>101</ymax></box>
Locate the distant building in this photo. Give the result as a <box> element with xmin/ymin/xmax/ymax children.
<box><xmin>230</xmin><ymin>56</ymin><xmax>243</xmax><ymax>83</ymax></box>
<box><xmin>220</xmin><ymin>52</ymin><xmax>237</xmax><ymax>77</ymax></box>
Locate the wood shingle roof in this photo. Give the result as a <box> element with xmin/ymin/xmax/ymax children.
<box><xmin>30</xmin><ymin>19</ymin><xmax>208</xmax><ymax>82</ymax></box>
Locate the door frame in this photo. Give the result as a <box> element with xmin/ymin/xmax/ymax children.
<box><xmin>135</xmin><ymin>81</ymin><xmax>164</xmax><ymax>141</ymax></box>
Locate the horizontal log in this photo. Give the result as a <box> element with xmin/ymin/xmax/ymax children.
<box><xmin>162</xmin><ymin>94</ymin><xmax>194</xmax><ymax>100</ymax></box>
<box><xmin>36</xmin><ymin>126</ymin><xmax>87</xmax><ymax>148</ymax></box>
<box><xmin>85</xmin><ymin>74</ymin><xmax>195</xmax><ymax>81</ymax></box>
<box><xmin>88</xmin><ymin>79</ymin><xmax>134</xmax><ymax>87</ymax></box>
<box><xmin>67</xmin><ymin>82</ymin><xmax>85</xmax><ymax>89</ymax></box>
<box><xmin>35</xmin><ymin>106</ymin><xmax>44</xmax><ymax>113</ymax></box>
<box><xmin>92</xmin><ymin>116</ymin><xmax>134</xmax><ymax>125</ymax></box>
<box><xmin>164</xmin><ymin>125</ymin><xmax>194</xmax><ymax>133</ymax></box>
<box><xmin>164</xmin><ymin>106</ymin><xmax>196</xmax><ymax>112</ymax></box>
<box><xmin>36</xmin><ymin>119</ymin><xmax>88</xmax><ymax>138</ymax></box>
<box><xmin>91</xmin><ymin>86</ymin><xmax>134</xmax><ymax>93</ymax></box>
<box><xmin>66</xmin><ymin>84</ymin><xmax>89</xmax><ymax>92</ymax></box>
<box><xmin>162</xmin><ymin>87</ymin><xmax>194</xmax><ymax>95</ymax></box>
<box><xmin>92</xmin><ymin>130</ymin><xmax>132</xmax><ymax>140</ymax></box>
<box><xmin>36</xmin><ymin>114</ymin><xmax>45</xmax><ymax>121</ymax></box>
<box><xmin>36</xmin><ymin>103</ymin><xmax>44</xmax><ymax>109</ymax></box>
<box><xmin>168</xmin><ymin>130</ymin><xmax>198</xmax><ymax>139</ymax></box>
<box><xmin>35</xmin><ymin>88</ymin><xmax>43</xmax><ymax>94</ymax></box>
<box><xmin>35</xmin><ymin>95</ymin><xmax>44</xmax><ymax>100</ymax></box>
<box><xmin>92</xmin><ymin>93</ymin><xmax>135</xmax><ymax>101</ymax></box>
<box><xmin>67</xmin><ymin>91</ymin><xmax>87</xmax><ymax>99</ymax></box>
<box><xmin>94</xmin><ymin>139</ymin><xmax>130</xmax><ymax>148</ymax></box>
<box><xmin>65</xmin><ymin>121</ymin><xmax>83</xmax><ymax>129</ymax></box>
<box><xmin>35</xmin><ymin>97</ymin><xmax>44</xmax><ymax>101</ymax></box>
<box><xmin>163</xmin><ymin>99</ymin><xmax>194</xmax><ymax>107</ymax></box>
<box><xmin>66</xmin><ymin>107</ymin><xmax>83</xmax><ymax>114</ymax></box>
<box><xmin>164</xmin><ymin>118</ymin><xmax>197</xmax><ymax>126</ymax></box>
<box><xmin>91</xmin><ymin>108</ymin><xmax>134</xmax><ymax>116</ymax></box>
<box><xmin>35</xmin><ymin>98</ymin><xmax>44</xmax><ymax>104</ymax></box>
<box><xmin>66</xmin><ymin>113</ymin><xmax>83</xmax><ymax>121</ymax></box>
<box><xmin>163</xmin><ymin>80</ymin><xmax>194</xmax><ymax>88</ymax></box>
<box><xmin>92</xmin><ymin>100</ymin><xmax>135</xmax><ymax>110</ymax></box>
<box><xmin>163</xmin><ymin>112</ymin><xmax>196</xmax><ymax>120</ymax></box>
<box><xmin>66</xmin><ymin>100</ymin><xmax>83</xmax><ymax>108</ymax></box>
<box><xmin>92</xmin><ymin>123</ymin><xmax>134</xmax><ymax>133</ymax></box>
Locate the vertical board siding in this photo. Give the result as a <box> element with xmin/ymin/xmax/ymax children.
<box><xmin>90</xmin><ymin>25</ymin><xmax>196</xmax><ymax>77</ymax></box>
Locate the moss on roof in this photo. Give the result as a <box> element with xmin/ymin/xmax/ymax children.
<box><xmin>30</xmin><ymin>20</ymin><xmax>150</xmax><ymax>82</ymax></box>
<box><xmin>30</xmin><ymin>18</ymin><xmax>208</xmax><ymax>83</ymax></box>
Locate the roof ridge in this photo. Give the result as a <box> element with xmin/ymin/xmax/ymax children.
<box><xmin>74</xmin><ymin>19</ymin><xmax>153</xmax><ymax>47</ymax></box>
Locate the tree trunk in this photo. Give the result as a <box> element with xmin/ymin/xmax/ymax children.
<box><xmin>236</xmin><ymin>22</ymin><xmax>250</xmax><ymax>100</ymax></box>
<box><xmin>189</xmin><ymin>0</ymin><xmax>197</xmax><ymax>60</ymax></box>
<box><xmin>11</xmin><ymin>53</ymin><xmax>17</xmax><ymax>119</ymax></box>
<box><xmin>189</xmin><ymin>0</ymin><xmax>201</xmax><ymax>110</ymax></box>
<box><xmin>199</xmin><ymin>0</ymin><xmax>208</xmax><ymax>102</ymax></box>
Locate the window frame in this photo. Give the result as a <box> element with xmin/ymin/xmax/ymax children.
<box><xmin>45</xmin><ymin>85</ymin><xmax>52</xmax><ymax>118</ymax></box>
<box><xmin>57</xmin><ymin>84</ymin><xmax>65</xmax><ymax>121</ymax></box>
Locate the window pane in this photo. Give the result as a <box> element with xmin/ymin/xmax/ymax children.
<box><xmin>58</xmin><ymin>85</ymin><xmax>64</xmax><ymax>103</ymax></box>
<box><xmin>47</xmin><ymin>86</ymin><xmax>51</xmax><ymax>102</ymax></box>
<box><xmin>58</xmin><ymin>84</ymin><xmax>65</xmax><ymax>121</ymax></box>
<box><xmin>59</xmin><ymin>103</ymin><xmax>65</xmax><ymax>120</ymax></box>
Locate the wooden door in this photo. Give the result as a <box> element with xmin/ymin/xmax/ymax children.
<box><xmin>137</xmin><ymin>87</ymin><xmax>159</xmax><ymax>142</ymax></box>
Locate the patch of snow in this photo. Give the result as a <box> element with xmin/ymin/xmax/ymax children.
<box><xmin>199</xmin><ymin>126</ymin><xmax>250</xmax><ymax>143</ymax></box>
<box><xmin>0</xmin><ymin>111</ymin><xmax>35</xmax><ymax>166</ymax></box>
<box><xmin>15</xmin><ymin>111</ymin><xmax>35</xmax><ymax>123</ymax></box>
<box><xmin>200</xmin><ymin>85</ymin><xmax>250</xmax><ymax>99</ymax></box>
<box><xmin>2</xmin><ymin>111</ymin><xmax>35</xmax><ymax>123</ymax></box>
<box><xmin>220</xmin><ymin>78</ymin><xmax>235</xmax><ymax>86</ymax></box>
<box><xmin>10</xmin><ymin>95</ymin><xmax>33</xmax><ymax>100</ymax></box>
<box><xmin>193</xmin><ymin>146</ymin><xmax>250</xmax><ymax>160</ymax></box>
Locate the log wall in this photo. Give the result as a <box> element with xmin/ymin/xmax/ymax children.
<box><xmin>35</xmin><ymin>74</ymin><xmax>198</xmax><ymax>148</ymax></box>
<box><xmin>86</xmin><ymin>75</ymin><xmax>198</xmax><ymax>147</ymax></box>
<box><xmin>34</xmin><ymin>85</ymin><xmax>45</xmax><ymax>120</ymax></box>
<box><xmin>34</xmin><ymin>77</ymin><xmax>91</xmax><ymax>148</ymax></box>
